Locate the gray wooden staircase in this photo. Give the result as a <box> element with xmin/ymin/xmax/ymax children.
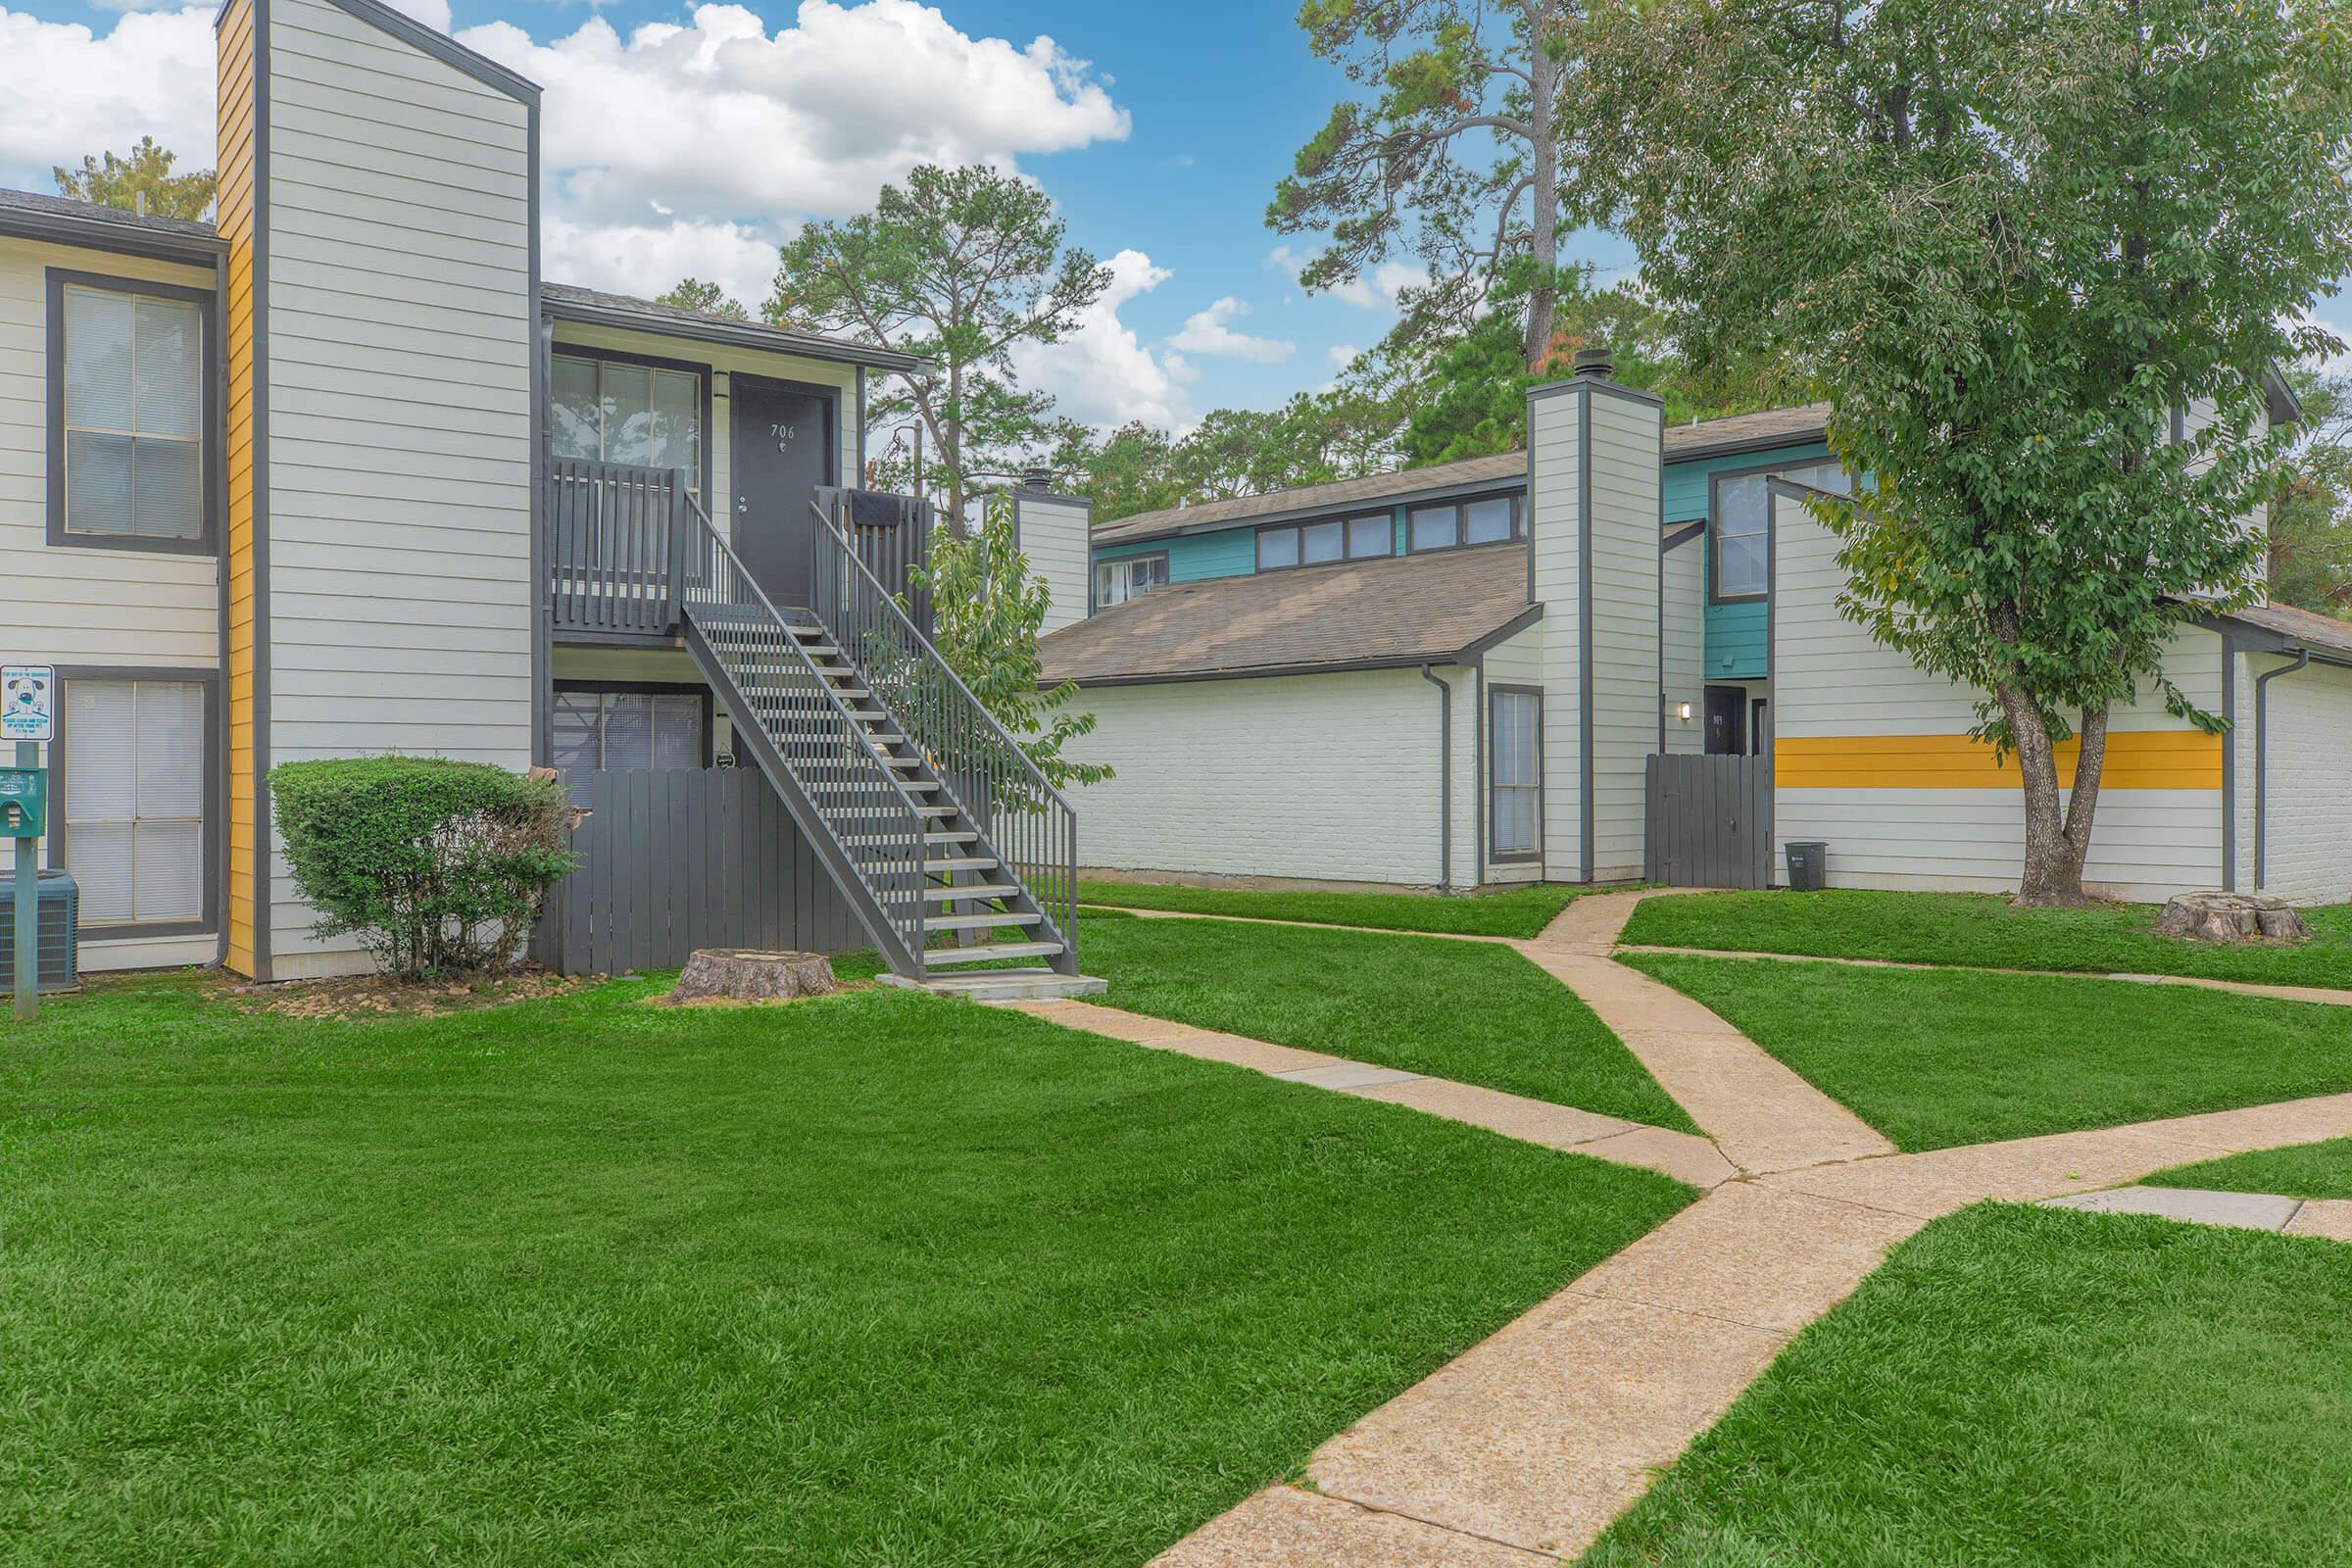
<box><xmin>666</xmin><ymin>492</ymin><xmax>1093</xmax><ymax>996</ymax></box>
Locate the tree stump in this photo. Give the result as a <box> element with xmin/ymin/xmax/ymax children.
<box><xmin>668</xmin><ymin>949</ymin><xmax>838</xmax><ymax>1004</ymax></box>
<box><xmin>2153</xmin><ymin>892</ymin><xmax>2310</xmax><ymax>944</ymax></box>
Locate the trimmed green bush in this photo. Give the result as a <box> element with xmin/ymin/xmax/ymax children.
<box><xmin>270</xmin><ymin>758</ymin><xmax>577</xmax><ymax>978</ymax></box>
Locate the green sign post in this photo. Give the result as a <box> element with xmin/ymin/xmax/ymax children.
<box><xmin>1</xmin><ymin>665</ymin><xmax>55</xmax><ymax>1022</ymax></box>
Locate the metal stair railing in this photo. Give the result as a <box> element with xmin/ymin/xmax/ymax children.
<box><xmin>808</xmin><ymin>497</ymin><xmax>1079</xmax><ymax>973</ymax></box>
<box><xmin>673</xmin><ymin>491</ymin><xmax>932</xmax><ymax>975</ymax></box>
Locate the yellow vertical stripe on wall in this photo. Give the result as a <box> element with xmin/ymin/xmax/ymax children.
<box><xmin>218</xmin><ymin>0</ymin><xmax>260</xmax><ymax>977</ymax></box>
<box><xmin>1776</xmin><ymin>729</ymin><xmax>2223</xmax><ymax>791</ymax></box>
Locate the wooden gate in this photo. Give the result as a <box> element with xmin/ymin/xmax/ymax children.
<box><xmin>535</xmin><ymin>768</ymin><xmax>860</xmax><ymax>976</ymax></box>
<box><xmin>1644</xmin><ymin>754</ymin><xmax>1774</xmax><ymax>889</ymax></box>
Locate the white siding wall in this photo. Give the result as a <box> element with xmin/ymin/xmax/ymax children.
<box><xmin>1772</xmin><ymin>490</ymin><xmax>2229</xmax><ymax>902</ymax></box>
<box><xmin>2254</xmin><ymin>656</ymin><xmax>2352</xmax><ymax>904</ymax></box>
<box><xmin>1587</xmin><ymin>387</ymin><xmax>1662</xmax><ymax>879</ymax></box>
<box><xmin>0</xmin><ymin>236</ymin><xmax>224</xmax><ymax>973</ymax></box>
<box><xmin>548</xmin><ymin>319</ymin><xmax>861</xmax><ymax>546</ymax></box>
<box><xmin>263</xmin><ymin>0</ymin><xmax>535</xmax><ymax>974</ymax></box>
<box><xmin>1016</xmin><ymin>491</ymin><xmax>1091</xmax><ymax>635</ymax></box>
<box><xmin>1526</xmin><ymin>389</ymin><xmax>1584</xmax><ymax>877</ymax></box>
<box><xmin>1066</xmin><ymin>669</ymin><xmax>1448</xmax><ymax>887</ymax></box>
<box><xmin>1661</xmin><ymin>536</ymin><xmax>1705</xmax><ymax>757</ymax></box>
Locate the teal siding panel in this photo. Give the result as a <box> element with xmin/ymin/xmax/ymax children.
<box><xmin>1093</xmin><ymin>526</ymin><xmax>1257</xmax><ymax>583</ymax></box>
<box><xmin>1664</xmin><ymin>437</ymin><xmax>1835</xmax><ymax>682</ymax></box>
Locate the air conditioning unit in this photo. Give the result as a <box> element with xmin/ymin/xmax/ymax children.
<box><xmin>0</xmin><ymin>869</ymin><xmax>78</xmax><ymax>992</ymax></box>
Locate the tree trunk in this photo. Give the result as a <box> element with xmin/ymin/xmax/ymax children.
<box><xmin>1993</xmin><ymin>681</ymin><xmax>2086</xmax><ymax>906</ymax></box>
<box><xmin>2056</xmin><ymin>703</ymin><xmax>2111</xmax><ymax>894</ymax></box>
<box><xmin>1523</xmin><ymin>16</ymin><xmax>1561</xmax><ymax>368</ymax></box>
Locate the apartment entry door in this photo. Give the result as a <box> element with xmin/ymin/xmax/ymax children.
<box><xmin>730</xmin><ymin>373</ymin><xmax>837</xmax><ymax>610</ymax></box>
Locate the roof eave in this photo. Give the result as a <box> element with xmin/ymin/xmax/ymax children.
<box><xmin>0</xmin><ymin>207</ymin><xmax>225</xmax><ymax>266</ymax></box>
<box><xmin>542</xmin><ymin>294</ymin><xmax>928</xmax><ymax>374</ymax></box>
<box><xmin>1042</xmin><ymin>601</ymin><xmax>1543</xmax><ymax>690</ymax></box>
<box><xmin>1096</xmin><ymin>467</ymin><xmax>1524</xmax><ymax>549</ymax></box>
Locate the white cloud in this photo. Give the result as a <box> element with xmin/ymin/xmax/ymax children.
<box><xmin>545</xmin><ymin>213</ymin><xmax>780</xmax><ymax>315</ymax></box>
<box><xmin>384</xmin><ymin>0</ymin><xmax>454</xmax><ymax>33</ymax></box>
<box><xmin>1168</xmin><ymin>296</ymin><xmax>1294</xmax><ymax>364</ymax></box>
<box><xmin>1266</xmin><ymin>244</ymin><xmax>1428</xmax><ymax>312</ymax></box>
<box><xmin>1327</xmin><ymin>343</ymin><xmax>1362</xmax><ymax>371</ymax></box>
<box><xmin>0</xmin><ymin>7</ymin><xmax>219</xmax><ymax>184</ymax></box>
<box><xmin>1013</xmin><ymin>248</ymin><xmax>1191</xmax><ymax>429</ymax></box>
<box><xmin>460</xmin><ymin>1</ymin><xmax>1127</xmax><ymax>236</ymax></box>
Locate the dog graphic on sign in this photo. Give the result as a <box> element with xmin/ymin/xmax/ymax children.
<box><xmin>1</xmin><ymin>669</ymin><xmax>51</xmax><ymax>742</ymax></box>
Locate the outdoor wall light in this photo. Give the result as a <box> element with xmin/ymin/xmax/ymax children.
<box><xmin>1678</xmin><ymin>701</ymin><xmax>1694</xmax><ymax>722</ymax></box>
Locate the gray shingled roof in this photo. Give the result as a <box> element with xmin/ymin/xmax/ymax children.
<box><xmin>540</xmin><ymin>282</ymin><xmax>926</xmax><ymax>372</ymax></box>
<box><xmin>0</xmin><ymin>187</ymin><xmax>224</xmax><ymax>259</ymax></box>
<box><xmin>2215</xmin><ymin>600</ymin><xmax>2352</xmax><ymax>662</ymax></box>
<box><xmin>1038</xmin><ymin>541</ymin><xmax>1536</xmax><ymax>686</ymax></box>
<box><xmin>1091</xmin><ymin>402</ymin><xmax>1834</xmax><ymax>547</ymax></box>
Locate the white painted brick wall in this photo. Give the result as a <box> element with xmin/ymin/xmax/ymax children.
<box><xmin>1064</xmin><ymin>669</ymin><xmax>1449</xmax><ymax>885</ymax></box>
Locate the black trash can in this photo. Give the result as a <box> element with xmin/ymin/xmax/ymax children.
<box><xmin>0</xmin><ymin>869</ymin><xmax>78</xmax><ymax>992</ymax></box>
<box><xmin>1785</xmin><ymin>842</ymin><xmax>1828</xmax><ymax>893</ymax></box>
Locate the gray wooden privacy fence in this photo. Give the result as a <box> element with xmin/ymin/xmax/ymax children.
<box><xmin>535</xmin><ymin>768</ymin><xmax>861</xmax><ymax>976</ymax></box>
<box><xmin>1644</xmin><ymin>754</ymin><xmax>1774</xmax><ymax>890</ymax></box>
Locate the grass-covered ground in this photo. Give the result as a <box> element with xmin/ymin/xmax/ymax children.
<box><xmin>1584</xmin><ymin>1202</ymin><xmax>2352</xmax><ymax>1567</ymax></box>
<box><xmin>1084</xmin><ymin>913</ymin><xmax>1697</xmax><ymax>1132</ymax></box>
<box><xmin>1624</xmin><ymin>954</ymin><xmax>2352</xmax><ymax>1151</ymax></box>
<box><xmin>2</xmin><ymin>972</ymin><xmax>1690</xmax><ymax>1567</ymax></box>
<box><xmin>1076</xmin><ymin>878</ymin><xmax>1592</xmax><ymax>938</ymax></box>
<box><xmin>1621</xmin><ymin>888</ymin><xmax>2352</xmax><ymax>988</ymax></box>
<box><xmin>2149</xmin><ymin>1137</ymin><xmax>2352</xmax><ymax>1200</ymax></box>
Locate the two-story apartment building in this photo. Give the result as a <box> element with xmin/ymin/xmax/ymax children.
<box><xmin>4</xmin><ymin>0</ymin><xmax>1083</xmax><ymax>989</ymax></box>
<box><xmin>1035</xmin><ymin>363</ymin><xmax>2352</xmax><ymax>905</ymax></box>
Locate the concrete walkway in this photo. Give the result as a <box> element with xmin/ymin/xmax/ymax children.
<box><xmin>1616</xmin><ymin>942</ymin><xmax>2352</xmax><ymax>1008</ymax></box>
<box><xmin>2044</xmin><ymin>1184</ymin><xmax>2352</xmax><ymax>1242</ymax></box>
<box><xmin>1004</xmin><ymin>998</ymin><xmax>1736</xmax><ymax>1189</ymax></box>
<box><xmin>1107</xmin><ymin>888</ymin><xmax>2352</xmax><ymax>1567</ymax></box>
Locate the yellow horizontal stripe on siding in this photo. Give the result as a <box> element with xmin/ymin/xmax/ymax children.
<box><xmin>1777</xmin><ymin>729</ymin><xmax>2222</xmax><ymax>791</ymax></box>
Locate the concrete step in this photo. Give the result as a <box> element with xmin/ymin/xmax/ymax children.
<box><xmin>881</xmin><ymin>968</ymin><xmax>1107</xmax><ymax>1003</ymax></box>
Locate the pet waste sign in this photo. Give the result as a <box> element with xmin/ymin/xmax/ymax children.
<box><xmin>1</xmin><ymin>667</ymin><xmax>52</xmax><ymax>744</ymax></box>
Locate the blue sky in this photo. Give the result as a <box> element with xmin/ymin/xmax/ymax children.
<box><xmin>0</xmin><ymin>0</ymin><xmax>2332</xmax><ymax>430</ymax></box>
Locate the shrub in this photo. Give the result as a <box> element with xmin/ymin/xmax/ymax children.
<box><xmin>270</xmin><ymin>758</ymin><xmax>577</xmax><ymax>979</ymax></box>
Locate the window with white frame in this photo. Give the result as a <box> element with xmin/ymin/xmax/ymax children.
<box><xmin>64</xmin><ymin>678</ymin><xmax>206</xmax><ymax>928</ymax></box>
<box><xmin>1711</xmin><ymin>460</ymin><xmax>1850</xmax><ymax>601</ymax></box>
<box><xmin>1489</xmin><ymin>687</ymin><xmax>1542</xmax><ymax>859</ymax></box>
<box><xmin>549</xmin><ymin>354</ymin><xmax>703</xmax><ymax>495</ymax></box>
<box><xmin>59</xmin><ymin>281</ymin><xmax>207</xmax><ymax>544</ymax></box>
<box><xmin>1095</xmin><ymin>552</ymin><xmax>1169</xmax><ymax>608</ymax></box>
<box><xmin>551</xmin><ymin>687</ymin><xmax>709</xmax><ymax>805</ymax></box>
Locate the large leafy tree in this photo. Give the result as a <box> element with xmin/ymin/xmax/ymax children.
<box><xmin>2271</xmin><ymin>366</ymin><xmax>2352</xmax><ymax>616</ymax></box>
<box><xmin>1592</xmin><ymin>0</ymin><xmax>2352</xmax><ymax>904</ymax></box>
<box><xmin>54</xmin><ymin>136</ymin><xmax>215</xmax><ymax>221</ymax></box>
<box><xmin>1056</xmin><ymin>387</ymin><xmax>1403</xmax><ymax>522</ymax></box>
<box><xmin>1271</xmin><ymin>0</ymin><xmax>1586</xmax><ymax>368</ymax></box>
<box><xmin>770</xmin><ymin>165</ymin><xmax>1108</xmax><ymax>534</ymax></box>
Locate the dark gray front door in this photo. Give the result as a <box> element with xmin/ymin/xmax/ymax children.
<box><xmin>730</xmin><ymin>374</ymin><xmax>836</xmax><ymax>609</ymax></box>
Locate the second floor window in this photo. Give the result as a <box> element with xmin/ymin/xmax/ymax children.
<box><xmin>1712</xmin><ymin>461</ymin><xmax>1849</xmax><ymax>601</ymax></box>
<box><xmin>1409</xmin><ymin>494</ymin><xmax>1519</xmax><ymax>553</ymax></box>
<box><xmin>1096</xmin><ymin>553</ymin><xmax>1168</xmax><ymax>608</ymax></box>
<box><xmin>61</xmin><ymin>283</ymin><xmax>205</xmax><ymax>544</ymax></box>
<box><xmin>550</xmin><ymin>354</ymin><xmax>703</xmax><ymax>496</ymax></box>
<box><xmin>1257</xmin><ymin>513</ymin><xmax>1393</xmax><ymax>570</ymax></box>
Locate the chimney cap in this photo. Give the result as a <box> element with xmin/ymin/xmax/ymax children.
<box><xmin>1019</xmin><ymin>464</ymin><xmax>1055</xmax><ymax>491</ymax></box>
<box><xmin>1571</xmin><ymin>345</ymin><xmax>1614</xmax><ymax>379</ymax></box>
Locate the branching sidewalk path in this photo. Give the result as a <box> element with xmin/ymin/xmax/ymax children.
<box><xmin>1615</xmin><ymin>942</ymin><xmax>2352</xmax><ymax>1008</ymax></box>
<box><xmin>1112</xmin><ymin>888</ymin><xmax>2352</xmax><ymax>1566</ymax></box>
<box><xmin>1004</xmin><ymin>998</ymin><xmax>1736</xmax><ymax>1188</ymax></box>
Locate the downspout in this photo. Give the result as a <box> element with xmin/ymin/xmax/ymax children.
<box><xmin>2253</xmin><ymin>651</ymin><xmax>2310</xmax><ymax>891</ymax></box>
<box><xmin>1421</xmin><ymin>663</ymin><xmax>1452</xmax><ymax>893</ymax></box>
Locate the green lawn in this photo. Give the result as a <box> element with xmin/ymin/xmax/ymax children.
<box><xmin>1621</xmin><ymin>888</ymin><xmax>2352</xmax><ymax>987</ymax></box>
<box><xmin>2149</xmin><ymin>1137</ymin><xmax>2352</xmax><ymax>1200</ymax></box>
<box><xmin>1076</xmin><ymin>878</ymin><xmax>1593</xmax><ymax>938</ymax></box>
<box><xmin>2</xmin><ymin>973</ymin><xmax>1690</xmax><ymax>1567</ymax></box>
<box><xmin>1584</xmin><ymin>1202</ymin><xmax>2352</xmax><ymax>1567</ymax></box>
<box><xmin>1624</xmin><ymin>954</ymin><xmax>2352</xmax><ymax>1151</ymax></box>
<box><xmin>1084</xmin><ymin>914</ymin><xmax>1697</xmax><ymax>1132</ymax></box>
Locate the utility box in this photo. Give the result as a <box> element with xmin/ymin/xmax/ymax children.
<box><xmin>0</xmin><ymin>870</ymin><xmax>77</xmax><ymax>992</ymax></box>
<box><xmin>1785</xmin><ymin>841</ymin><xmax>1829</xmax><ymax>893</ymax></box>
<box><xmin>0</xmin><ymin>767</ymin><xmax>44</xmax><ymax>838</ymax></box>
